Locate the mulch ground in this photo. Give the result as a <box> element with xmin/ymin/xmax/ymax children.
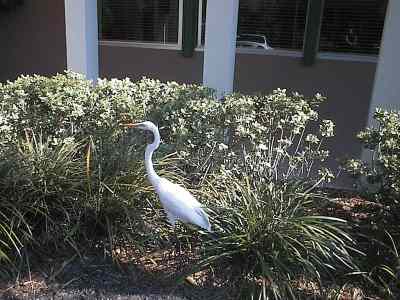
<box><xmin>0</xmin><ymin>246</ymin><xmax>234</xmax><ymax>300</ymax></box>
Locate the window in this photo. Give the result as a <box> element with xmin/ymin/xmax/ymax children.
<box><xmin>199</xmin><ymin>0</ymin><xmax>307</xmax><ymax>51</ymax></box>
<box><xmin>237</xmin><ymin>0</ymin><xmax>307</xmax><ymax>50</ymax></box>
<box><xmin>101</xmin><ymin>0</ymin><xmax>388</xmax><ymax>57</ymax></box>
<box><xmin>100</xmin><ymin>0</ymin><xmax>180</xmax><ymax>45</ymax></box>
<box><xmin>320</xmin><ymin>0</ymin><xmax>388</xmax><ymax>55</ymax></box>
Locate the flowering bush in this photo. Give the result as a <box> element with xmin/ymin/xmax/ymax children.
<box><xmin>151</xmin><ymin>88</ymin><xmax>335</xmax><ymax>184</ymax></box>
<box><xmin>0</xmin><ymin>73</ymin><xmax>147</xmax><ymax>150</ymax></box>
<box><xmin>345</xmin><ymin>108</ymin><xmax>400</xmax><ymax>205</ymax></box>
<box><xmin>0</xmin><ymin>73</ymin><xmax>335</xmax><ymax>184</ymax></box>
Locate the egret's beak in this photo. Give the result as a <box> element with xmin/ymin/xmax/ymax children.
<box><xmin>122</xmin><ymin>123</ymin><xmax>140</xmax><ymax>128</ymax></box>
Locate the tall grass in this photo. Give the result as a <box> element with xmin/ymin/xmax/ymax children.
<box><xmin>188</xmin><ymin>173</ymin><xmax>360</xmax><ymax>299</ymax></box>
<box><xmin>0</xmin><ymin>203</ymin><xmax>26</xmax><ymax>265</ymax></box>
<box><xmin>363</xmin><ymin>231</ymin><xmax>400</xmax><ymax>298</ymax></box>
<box><xmin>0</xmin><ymin>128</ymin><xmax>184</xmax><ymax>277</ymax></box>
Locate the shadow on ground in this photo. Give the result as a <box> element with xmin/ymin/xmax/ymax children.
<box><xmin>0</xmin><ymin>249</ymin><xmax>232</xmax><ymax>300</ymax></box>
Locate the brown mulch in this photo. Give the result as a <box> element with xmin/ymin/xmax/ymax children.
<box><xmin>318</xmin><ymin>196</ymin><xmax>385</xmax><ymax>220</ymax></box>
<box><xmin>0</xmin><ymin>247</ymin><xmax>233</xmax><ymax>300</ymax></box>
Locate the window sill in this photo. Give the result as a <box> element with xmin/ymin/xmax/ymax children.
<box><xmin>99</xmin><ymin>40</ymin><xmax>182</xmax><ymax>51</ymax></box>
<box><xmin>195</xmin><ymin>46</ymin><xmax>378</xmax><ymax>63</ymax></box>
<box><xmin>317</xmin><ymin>52</ymin><xmax>378</xmax><ymax>63</ymax></box>
<box><xmin>99</xmin><ymin>41</ymin><xmax>378</xmax><ymax>64</ymax></box>
<box><xmin>196</xmin><ymin>46</ymin><xmax>304</xmax><ymax>58</ymax></box>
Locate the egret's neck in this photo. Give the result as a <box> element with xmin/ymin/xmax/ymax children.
<box><xmin>145</xmin><ymin>129</ymin><xmax>161</xmax><ymax>186</ymax></box>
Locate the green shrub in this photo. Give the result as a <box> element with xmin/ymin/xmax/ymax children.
<box><xmin>0</xmin><ymin>73</ymin><xmax>333</xmax><ymax>182</ymax></box>
<box><xmin>0</xmin><ymin>72</ymin><xmax>148</xmax><ymax>150</ymax></box>
<box><xmin>345</xmin><ymin>108</ymin><xmax>400</xmax><ymax>205</ymax></box>
<box><xmin>155</xmin><ymin>89</ymin><xmax>334</xmax><ymax>182</ymax></box>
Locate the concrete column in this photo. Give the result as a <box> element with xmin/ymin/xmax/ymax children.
<box><xmin>368</xmin><ymin>0</ymin><xmax>400</xmax><ymax>125</ymax></box>
<box><xmin>64</xmin><ymin>0</ymin><xmax>99</xmax><ymax>81</ymax></box>
<box><xmin>202</xmin><ymin>0</ymin><xmax>239</xmax><ymax>97</ymax></box>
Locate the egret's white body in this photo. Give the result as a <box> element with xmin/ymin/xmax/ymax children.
<box><xmin>127</xmin><ymin>121</ymin><xmax>211</xmax><ymax>232</ymax></box>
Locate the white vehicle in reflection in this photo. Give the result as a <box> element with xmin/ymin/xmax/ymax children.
<box><xmin>236</xmin><ymin>34</ymin><xmax>273</xmax><ymax>50</ymax></box>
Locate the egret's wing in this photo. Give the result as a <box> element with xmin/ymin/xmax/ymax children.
<box><xmin>193</xmin><ymin>206</ymin><xmax>211</xmax><ymax>232</ymax></box>
<box><xmin>156</xmin><ymin>178</ymin><xmax>201</xmax><ymax>208</ymax></box>
<box><xmin>156</xmin><ymin>178</ymin><xmax>211</xmax><ymax>231</ymax></box>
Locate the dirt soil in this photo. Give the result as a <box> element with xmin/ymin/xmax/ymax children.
<box><xmin>0</xmin><ymin>248</ymin><xmax>233</xmax><ymax>300</ymax></box>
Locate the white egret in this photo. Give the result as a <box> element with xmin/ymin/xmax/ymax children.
<box><xmin>124</xmin><ymin>121</ymin><xmax>211</xmax><ymax>232</ymax></box>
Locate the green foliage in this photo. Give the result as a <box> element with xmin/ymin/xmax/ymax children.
<box><xmin>190</xmin><ymin>173</ymin><xmax>358</xmax><ymax>299</ymax></box>
<box><xmin>0</xmin><ymin>72</ymin><xmax>357</xmax><ymax>298</ymax></box>
<box><xmin>0</xmin><ymin>202</ymin><xmax>26</xmax><ymax>263</ymax></box>
<box><xmin>3</xmin><ymin>133</ymin><xmax>87</xmax><ymax>251</ymax></box>
<box><xmin>0</xmin><ymin>72</ymin><xmax>146</xmax><ymax>149</ymax></box>
<box><xmin>343</xmin><ymin>108</ymin><xmax>400</xmax><ymax>298</ymax></box>
<box><xmin>367</xmin><ymin>231</ymin><xmax>400</xmax><ymax>298</ymax></box>
<box><xmin>0</xmin><ymin>73</ymin><xmax>334</xmax><ymax>182</ymax></box>
<box><xmin>345</xmin><ymin>108</ymin><xmax>400</xmax><ymax>205</ymax></box>
<box><xmin>154</xmin><ymin>88</ymin><xmax>334</xmax><ymax>183</ymax></box>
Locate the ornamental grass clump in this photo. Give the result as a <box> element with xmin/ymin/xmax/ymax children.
<box><xmin>194</xmin><ymin>173</ymin><xmax>358</xmax><ymax>299</ymax></box>
<box><xmin>0</xmin><ymin>130</ymin><xmax>184</xmax><ymax>267</ymax></box>
<box><xmin>366</xmin><ymin>232</ymin><xmax>400</xmax><ymax>298</ymax></box>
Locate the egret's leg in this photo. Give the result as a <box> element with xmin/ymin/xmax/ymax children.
<box><xmin>166</xmin><ymin>212</ymin><xmax>181</xmax><ymax>256</ymax></box>
<box><xmin>166</xmin><ymin>211</ymin><xmax>176</xmax><ymax>227</ymax></box>
<box><xmin>174</xmin><ymin>228</ymin><xmax>181</xmax><ymax>257</ymax></box>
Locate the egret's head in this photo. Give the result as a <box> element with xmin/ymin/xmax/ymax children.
<box><xmin>123</xmin><ymin>121</ymin><xmax>158</xmax><ymax>134</ymax></box>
